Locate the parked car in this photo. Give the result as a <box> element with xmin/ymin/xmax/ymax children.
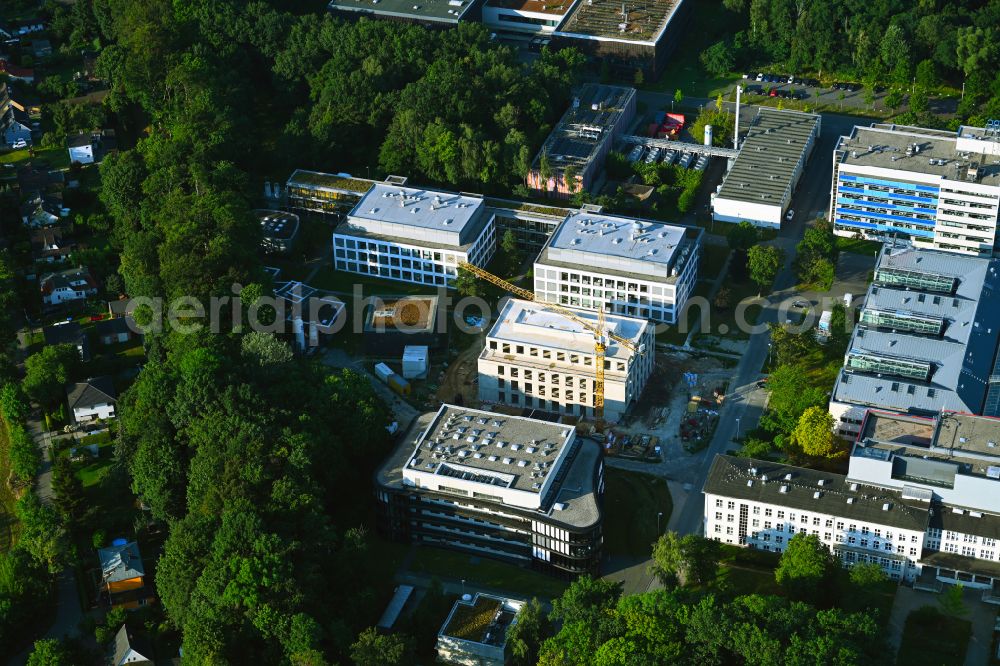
<box><xmin>755</xmin><ymin>73</ymin><xmax>764</xmax><ymax>81</ymax></box>
<box><xmin>745</xmin><ymin>84</ymin><xmax>763</xmax><ymax>95</ymax></box>
<box><xmin>785</xmin><ymin>209</ymin><xmax>795</xmax><ymax>222</ymax></box>
<box><xmin>11</xmin><ymin>139</ymin><xmax>28</xmax><ymax>149</ymax></box>
<box><xmin>768</xmin><ymin>88</ymin><xmax>778</xmax><ymax>97</ymax></box>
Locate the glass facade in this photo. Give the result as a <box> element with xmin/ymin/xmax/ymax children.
<box><xmin>846</xmin><ymin>352</ymin><xmax>933</xmax><ymax>382</ymax></box>
<box><xmin>874</xmin><ymin>267</ymin><xmax>957</xmax><ymax>294</ymax></box>
<box><xmin>859</xmin><ymin>308</ymin><xmax>946</xmax><ymax>337</ymax></box>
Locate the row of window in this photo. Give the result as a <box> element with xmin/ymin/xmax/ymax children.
<box><xmin>491</xmin><ymin>350</ymin><xmax>629</xmax><ymax>373</ymax></box>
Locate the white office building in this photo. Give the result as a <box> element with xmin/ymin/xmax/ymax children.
<box><xmin>712</xmin><ymin>108</ymin><xmax>821</xmax><ymax>228</ymax></box>
<box><xmin>851</xmin><ymin>410</ymin><xmax>1000</xmax><ymax>594</ymax></box>
<box><xmin>705</xmin><ymin>409</ymin><xmax>1000</xmax><ymax>596</ymax></box>
<box><xmin>377</xmin><ymin>405</ymin><xmax>605</xmax><ymax>575</ymax></box>
<box><xmin>704</xmin><ymin>455</ymin><xmax>927</xmax><ymax>582</ymax></box>
<box><xmin>478</xmin><ymin>298</ymin><xmax>654</xmax><ymax>421</ymax></box>
<box><xmin>333</xmin><ymin>183</ymin><xmax>496</xmax><ymax>288</ymax></box>
<box><xmin>533</xmin><ymin>211</ymin><xmax>700</xmax><ymax>324</ymax></box>
<box><xmin>831</xmin><ymin>123</ymin><xmax>1000</xmax><ymax>256</ymax></box>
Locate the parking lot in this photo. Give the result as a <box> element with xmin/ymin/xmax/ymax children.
<box><xmin>740</xmin><ymin>71</ymin><xmax>868</xmax><ymax>103</ymax></box>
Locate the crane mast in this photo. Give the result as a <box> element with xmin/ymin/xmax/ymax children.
<box><xmin>457</xmin><ymin>262</ymin><xmax>643</xmax><ymax>424</ymax></box>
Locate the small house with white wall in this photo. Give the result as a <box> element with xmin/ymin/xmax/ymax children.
<box><xmin>67</xmin><ymin>376</ymin><xmax>117</xmax><ymax>423</ymax></box>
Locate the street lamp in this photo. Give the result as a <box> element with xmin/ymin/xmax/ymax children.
<box><xmin>657</xmin><ymin>512</ymin><xmax>663</xmax><ymax>535</ymax></box>
<box><xmin>735</xmin><ymin>417</ymin><xmax>741</xmax><ymax>441</ymax></box>
<box><xmin>461</xmin><ymin>579</ymin><xmax>466</xmax><ymax>597</ymax></box>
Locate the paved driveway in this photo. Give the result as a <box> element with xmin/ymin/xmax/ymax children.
<box><xmin>886</xmin><ymin>584</ymin><xmax>997</xmax><ymax>666</ymax></box>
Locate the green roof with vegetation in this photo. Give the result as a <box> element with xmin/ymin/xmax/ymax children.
<box><xmin>443</xmin><ymin>597</ymin><xmax>502</xmax><ymax>642</ymax></box>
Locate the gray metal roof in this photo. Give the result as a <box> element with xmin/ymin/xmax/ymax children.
<box><xmin>833</xmin><ymin>244</ymin><xmax>1000</xmax><ymax>416</ymax></box>
<box><xmin>716</xmin><ymin>108</ymin><xmax>820</xmax><ymax>206</ymax></box>
<box><xmin>703</xmin><ymin>455</ymin><xmax>930</xmax><ymax>532</ymax></box>
<box><xmin>836</xmin><ymin>124</ymin><xmax>1000</xmax><ymax>187</ymax></box>
<box><xmin>98</xmin><ymin>541</ymin><xmax>145</xmax><ymax>583</ymax></box>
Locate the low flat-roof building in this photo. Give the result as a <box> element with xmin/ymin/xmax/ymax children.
<box><xmin>327</xmin><ymin>0</ymin><xmax>482</xmax><ymax>26</ymax></box>
<box><xmin>285</xmin><ymin>169</ymin><xmax>373</xmax><ymax>215</ymax></box>
<box><xmin>526</xmin><ymin>84</ymin><xmax>636</xmax><ymax>199</ymax></box>
<box><xmin>376</xmin><ymin>405</ymin><xmax>604</xmax><ymax>576</ymax></box>
<box><xmin>831</xmin><ymin>123</ymin><xmax>1000</xmax><ymax>256</ymax></box>
<box><xmin>333</xmin><ymin>183</ymin><xmax>496</xmax><ymax>289</ymax></box>
<box><xmin>533</xmin><ymin>211</ymin><xmax>700</xmax><ymax>324</ymax></box>
<box><xmin>436</xmin><ymin>593</ymin><xmax>523</xmax><ymax>666</ymax></box>
<box><xmin>712</xmin><ymin>108</ymin><xmax>821</xmax><ymax>228</ymax></box>
<box><xmin>255</xmin><ymin>209</ymin><xmax>300</xmax><ymax>254</ymax></box>
<box><xmin>550</xmin><ymin>0</ymin><xmax>691</xmax><ymax>78</ymax></box>
<box><xmin>828</xmin><ymin>243</ymin><xmax>1000</xmax><ymax>437</ymax></box>
<box><xmin>478</xmin><ymin>298</ymin><xmax>653</xmax><ymax>421</ymax></box>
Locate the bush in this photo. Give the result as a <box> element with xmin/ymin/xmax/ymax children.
<box><xmin>677</xmin><ymin>188</ymin><xmax>696</xmax><ymax>214</ymax></box>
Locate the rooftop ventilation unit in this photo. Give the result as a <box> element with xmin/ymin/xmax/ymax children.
<box><xmin>882</xmin><ymin>502</ymin><xmax>892</xmax><ymax>511</ymax></box>
<box><xmin>847</xmin><ymin>497</ymin><xmax>855</xmax><ymax>504</ymax></box>
<box><xmin>779</xmin><ymin>485</ymin><xmax>789</xmax><ymax>493</ymax></box>
<box><xmin>813</xmin><ymin>491</ymin><xmax>822</xmax><ymax>499</ymax></box>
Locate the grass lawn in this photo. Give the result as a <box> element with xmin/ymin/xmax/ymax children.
<box><xmin>897</xmin><ymin>606</ymin><xmax>971</xmax><ymax>666</ymax></box>
<box><xmin>603</xmin><ymin>468</ymin><xmax>672</xmax><ymax>558</ymax></box>
<box><xmin>700</xmin><ymin>245</ymin><xmax>730</xmax><ymax>281</ymax></box>
<box><xmin>0</xmin><ymin>417</ymin><xmax>19</xmax><ymax>553</ymax></box>
<box><xmin>697</xmin><ymin>276</ymin><xmax>761</xmax><ymax>341</ymax></box>
<box><xmin>406</xmin><ymin>545</ymin><xmax>569</xmax><ymax>600</ymax></box>
<box><xmin>835</xmin><ymin>236</ymin><xmax>882</xmax><ymax>257</ymax></box>
<box><xmin>0</xmin><ymin>145</ymin><xmax>70</xmax><ymax>170</ymax></box>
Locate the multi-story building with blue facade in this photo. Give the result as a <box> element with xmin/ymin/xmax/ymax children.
<box><xmin>831</xmin><ymin>123</ymin><xmax>1000</xmax><ymax>256</ymax></box>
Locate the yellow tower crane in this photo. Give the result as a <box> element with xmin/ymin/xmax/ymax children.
<box><xmin>458</xmin><ymin>262</ymin><xmax>645</xmax><ymax>424</ymax></box>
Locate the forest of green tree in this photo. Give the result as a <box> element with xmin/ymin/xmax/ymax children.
<box><xmin>14</xmin><ymin>0</ymin><xmax>580</xmax><ymax>662</ymax></box>
<box><xmin>703</xmin><ymin>0</ymin><xmax>1000</xmax><ymax>126</ymax></box>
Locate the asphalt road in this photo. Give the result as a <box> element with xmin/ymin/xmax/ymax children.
<box><xmin>665</xmin><ymin>109</ymin><xmax>869</xmax><ymax>538</ymax></box>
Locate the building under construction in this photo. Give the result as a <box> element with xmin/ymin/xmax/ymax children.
<box><xmin>526</xmin><ymin>83</ymin><xmax>636</xmax><ymax>199</ymax></box>
<box><xmin>362</xmin><ymin>294</ymin><xmax>447</xmax><ymax>355</ymax></box>
<box><xmin>551</xmin><ymin>0</ymin><xmax>691</xmax><ymax>78</ymax></box>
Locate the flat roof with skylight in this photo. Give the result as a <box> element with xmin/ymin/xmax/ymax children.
<box><xmin>402</xmin><ymin>405</ymin><xmax>577</xmax><ymax>508</ymax></box>
<box><xmin>838</xmin><ymin>124</ymin><xmax>1000</xmax><ymax>187</ymax></box>
<box><xmin>339</xmin><ymin>183</ymin><xmax>491</xmax><ymax>249</ymax></box>
<box><xmin>485</xmin><ymin>298</ymin><xmax>648</xmax><ymax>361</ymax></box>
<box><xmin>832</xmin><ymin>243</ymin><xmax>1000</xmax><ymax>417</ymax></box>
<box><xmin>539</xmin><ymin>211</ymin><xmax>697</xmax><ymax>281</ymax></box>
